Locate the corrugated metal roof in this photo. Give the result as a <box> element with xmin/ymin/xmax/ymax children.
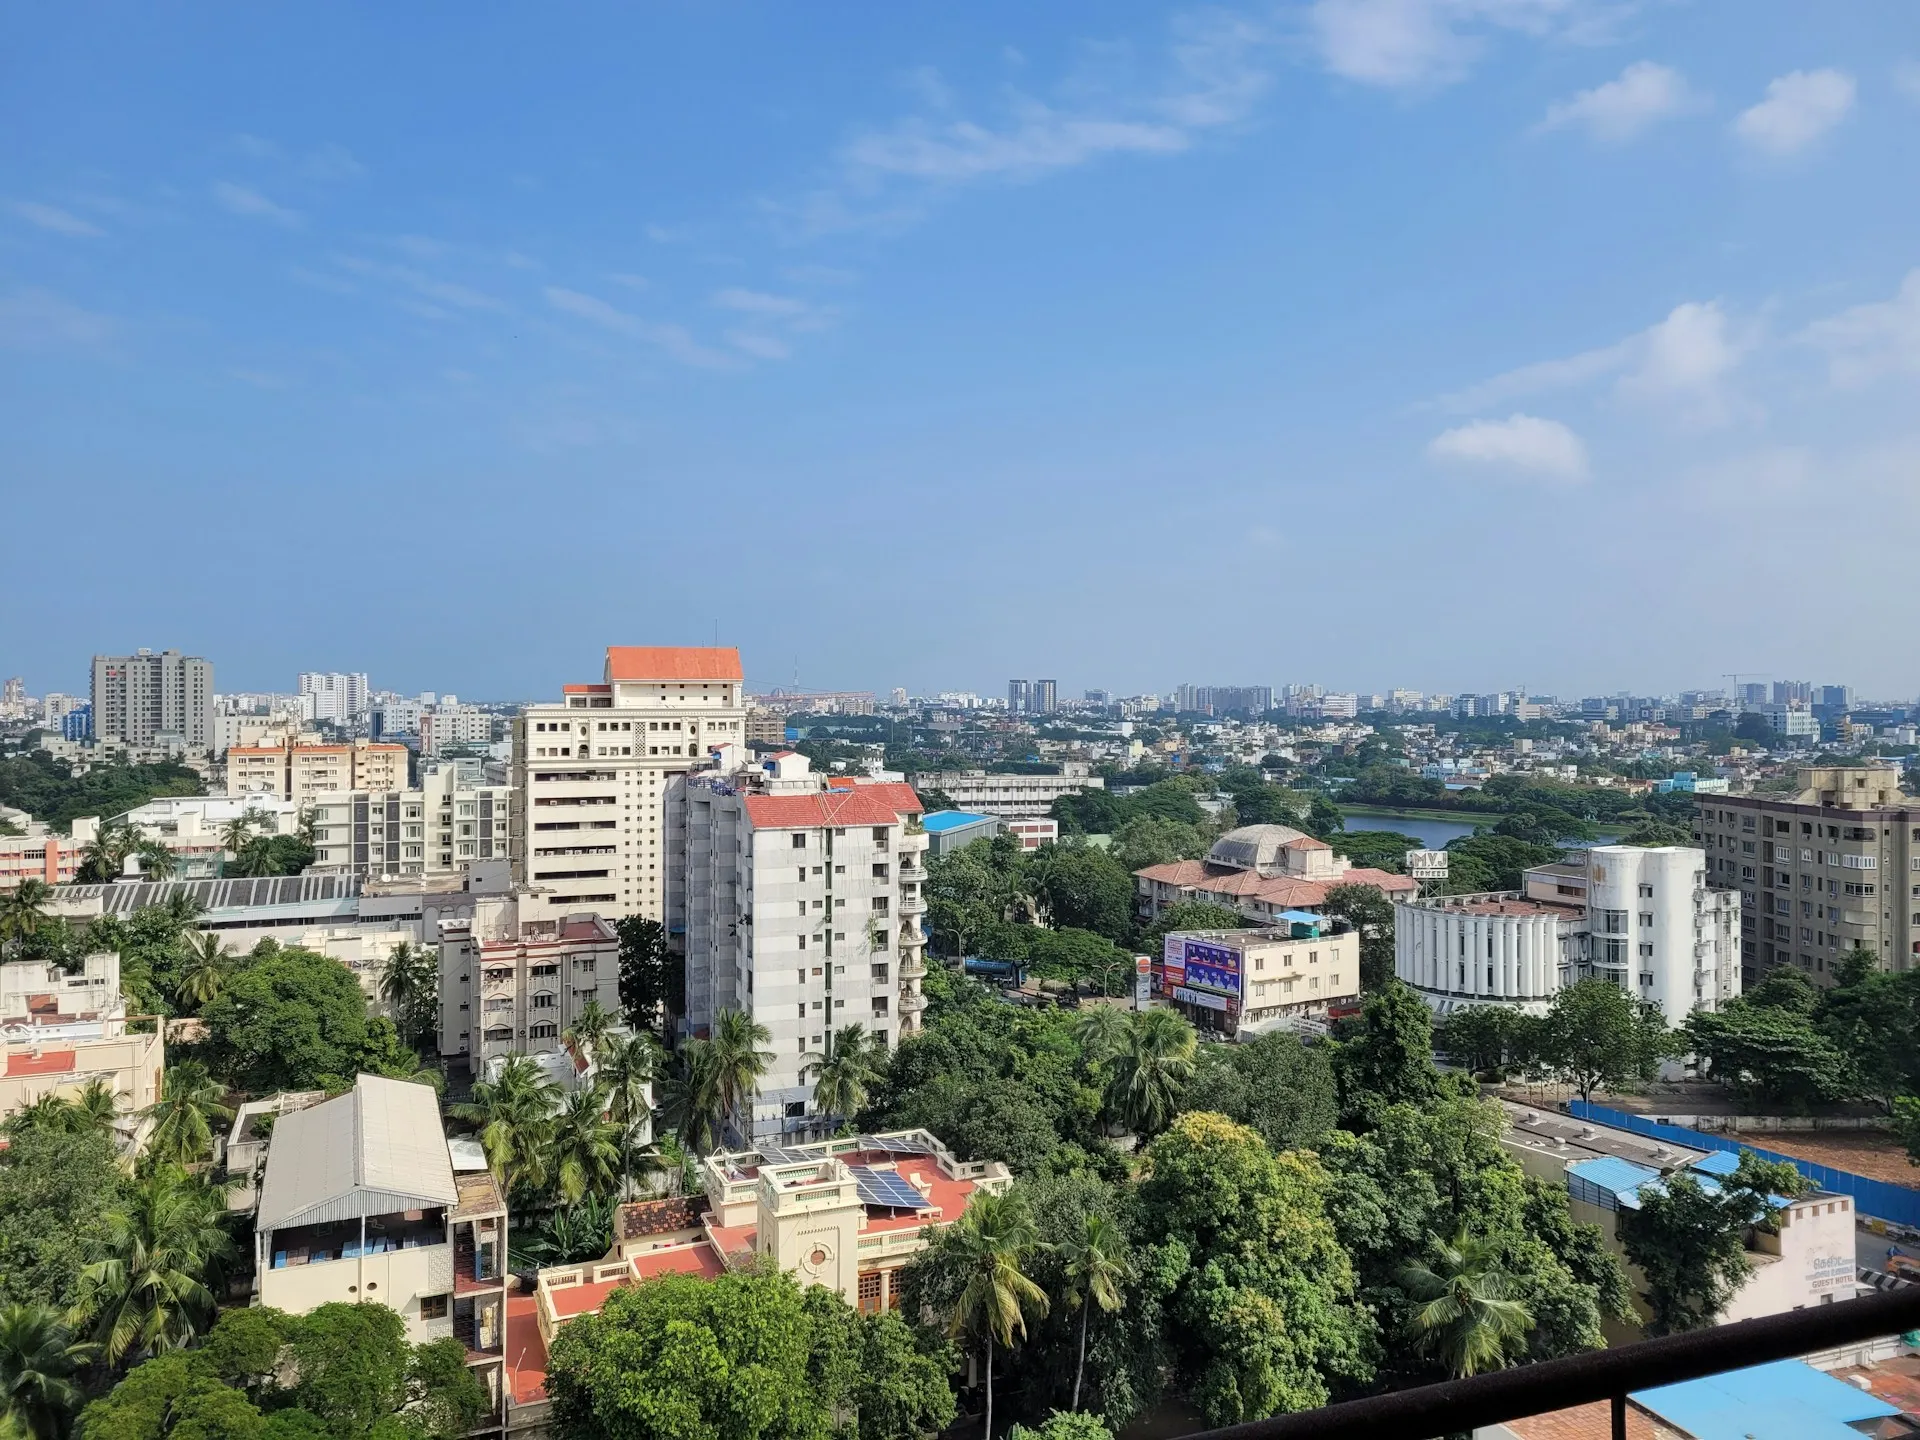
<box><xmin>921</xmin><ymin>811</ymin><xmax>992</xmax><ymax>833</ymax></box>
<box><xmin>257</xmin><ymin>1074</ymin><xmax>457</xmax><ymax>1231</ymax></box>
<box><xmin>1567</xmin><ymin>1155</ymin><xmax>1660</xmax><ymax>1201</ymax></box>
<box><xmin>63</xmin><ymin>874</ymin><xmax>362</xmax><ymax>916</ymax></box>
<box><xmin>1633</xmin><ymin>1358</ymin><xmax>1898</xmax><ymax>1440</ymax></box>
<box><xmin>1689</xmin><ymin>1149</ymin><xmax>1743</xmax><ymax>1176</ymax></box>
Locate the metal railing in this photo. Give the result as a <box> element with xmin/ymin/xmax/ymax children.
<box><xmin>1189</xmin><ymin>1288</ymin><xmax>1920</xmax><ymax>1440</ymax></box>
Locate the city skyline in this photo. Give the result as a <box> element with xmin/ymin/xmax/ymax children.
<box><xmin>5</xmin><ymin>4</ymin><xmax>1918</xmax><ymax>697</ymax></box>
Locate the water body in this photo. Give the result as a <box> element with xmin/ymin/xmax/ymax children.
<box><xmin>1339</xmin><ymin>809</ymin><xmax>1482</xmax><ymax>849</ymax></box>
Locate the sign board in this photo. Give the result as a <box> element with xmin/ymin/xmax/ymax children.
<box><xmin>1134</xmin><ymin>954</ymin><xmax>1152</xmax><ymax>1010</ymax></box>
<box><xmin>1405</xmin><ymin>849</ymin><xmax>1449</xmax><ymax>881</ymax></box>
<box><xmin>1160</xmin><ymin>934</ymin><xmax>1187</xmax><ymax>988</ymax></box>
<box><xmin>1173</xmin><ymin>986</ymin><xmax>1230</xmax><ymax>1012</ymax></box>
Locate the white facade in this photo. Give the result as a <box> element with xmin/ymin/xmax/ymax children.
<box><xmin>904</xmin><ymin>763</ymin><xmax>1103</xmax><ymax>818</ymax></box>
<box><xmin>298</xmin><ymin>672</ymin><xmax>370</xmax><ymax>727</ymax></box>
<box><xmin>1395</xmin><ymin>845</ymin><xmax>1740</xmax><ymax>1025</ymax></box>
<box><xmin>509</xmin><ymin>646</ymin><xmax>748</xmax><ymax>927</ymax></box>
<box><xmin>434</xmin><ymin>893</ymin><xmax>623</xmax><ymax>1069</ymax></box>
<box><xmin>420</xmin><ymin>704</ymin><xmax>494</xmax><ymax>756</ymax></box>
<box><xmin>310</xmin><ymin>767</ymin><xmax>510</xmax><ymax>881</ymax></box>
<box><xmin>672</xmin><ymin>750</ymin><xmax>929</xmax><ymax>1142</ymax></box>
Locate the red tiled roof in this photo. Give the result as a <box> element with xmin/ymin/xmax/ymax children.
<box><xmin>562</xmin><ymin>684</ymin><xmax>611</xmax><ymax>695</ymax></box>
<box><xmin>744</xmin><ymin>785</ymin><xmax>922</xmax><ymax>830</ymax></box>
<box><xmin>1343</xmin><ymin>867</ymin><xmax>1421</xmax><ymax>895</ymax></box>
<box><xmin>603</xmin><ymin>646</ymin><xmax>743</xmax><ymax>682</ymax></box>
<box><xmin>5</xmin><ymin>1051</ymin><xmax>77</xmax><ymax>1077</ymax></box>
<box><xmin>632</xmin><ymin>1246</ymin><xmax>726</xmax><ymax>1281</ymax></box>
<box><xmin>1133</xmin><ymin>860</ymin><xmax>1416</xmax><ymax>909</ymax></box>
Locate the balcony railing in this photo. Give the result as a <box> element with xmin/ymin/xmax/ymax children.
<box><xmin>1178</xmin><ymin>1287</ymin><xmax>1920</xmax><ymax>1440</ymax></box>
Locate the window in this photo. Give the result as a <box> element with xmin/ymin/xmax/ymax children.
<box><xmin>420</xmin><ymin>1294</ymin><xmax>450</xmax><ymax>1321</ymax></box>
<box><xmin>871</xmin><ymin>827</ymin><xmax>889</xmax><ymax>842</ymax></box>
<box><xmin>529</xmin><ymin>1022</ymin><xmax>559</xmax><ymax>1040</ymax></box>
<box><xmin>1638</xmin><ymin>884</ymin><xmax>1653</xmax><ymax>898</ymax></box>
<box><xmin>531</xmin><ymin>991</ymin><xmax>557</xmax><ymax>1009</ymax></box>
<box><xmin>1639</xmin><ymin>913</ymin><xmax>1654</xmax><ymax>927</ymax></box>
<box><xmin>871</xmin><ymin>897</ymin><xmax>889</xmax><ymax>913</ymax></box>
<box><xmin>791</xmin><ymin>833</ymin><xmax>807</xmax><ymax>848</ymax></box>
<box><xmin>871</xmin><ymin>997</ymin><xmax>889</xmax><ymax>1015</ymax></box>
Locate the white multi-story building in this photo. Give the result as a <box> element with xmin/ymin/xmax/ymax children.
<box><xmin>298</xmin><ymin>672</ymin><xmax>370</xmax><ymax>728</ymax></box>
<box><xmin>91</xmin><ymin>649</ymin><xmax>214</xmax><ymax>747</ymax></box>
<box><xmin>1393</xmin><ymin>845</ymin><xmax>1740</xmax><ymax>1025</ymax></box>
<box><xmin>434</xmin><ymin>893</ymin><xmax>623</xmax><ymax>1070</ymax></box>
<box><xmin>510</xmin><ymin>646</ymin><xmax>748</xmax><ymax>927</ymax></box>
<box><xmin>902</xmin><ymin>762</ymin><xmax>1103</xmax><ymax>818</ymax></box>
<box><xmin>672</xmin><ymin>750</ymin><xmax>929</xmax><ymax>1142</ymax></box>
<box><xmin>310</xmin><ymin>766</ymin><xmax>512</xmax><ymax>881</ymax></box>
<box><xmin>421</xmin><ymin>704</ymin><xmax>494</xmax><ymax>757</ymax></box>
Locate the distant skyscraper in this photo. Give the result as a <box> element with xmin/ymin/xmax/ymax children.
<box><xmin>298</xmin><ymin>672</ymin><xmax>371</xmax><ymax>727</ymax></box>
<box><xmin>1773</xmin><ymin>680</ymin><xmax>1812</xmax><ymax>705</ymax></box>
<box><xmin>1008</xmin><ymin>679</ymin><xmax>1030</xmax><ymax>713</ymax></box>
<box><xmin>1738</xmin><ymin>683</ymin><xmax>1768</xmax><ymax>709</ymax></box>
<box><xmin>1815</xmin><ymin>685</ymin><xmax>1853</xmax><ymax>711</ymax></box>
<box><xmin>1032</xmin><ymin>679</ymin><xmax>1058</xmax><ymax>714</ymax></box>
<box><xmin>91</xmin><ymin>649</ymin><xmax>213</xmax><ymax>747</ymax></box>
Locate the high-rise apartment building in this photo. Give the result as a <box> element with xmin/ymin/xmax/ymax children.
<box><xmin>91</xmin><ymin>649</ymin><xmax>213</xmax><ymax>747</ymax></box>
<box><xmin>1032</xmin><ymin>679</ymin><xmax>1057</xmax><ymax>715</ymax></box>
<box><xmin>421</xmin><ymin>703</ymin><xmax>494</xmax><ymax>756</ymax></box>
<box><xmin>434</xmin><ymin>892</ymin><xmax>623</xmax><ymax>1071</ymax></box>
<box><xmin>1694</xmin><ymin>766</ymin><xmax>1919</xmax><ymax>985</ymax></box>
<box><xmin>227</xmin><ymin>737</ymin><xmax>408</xmax><ymax>802</ymax></box>
<box><xmin>1007</xmin><ymin>679</ymin><xmax>1030</xmax><ymax>713</ymax></box>
<box><xmin>672</xmin><ymin>750</ymin><xmax>929</xmax><ymax>1142</ymax></box>
<box><xmin>310</xmin><ymin>766</ymin><xmax>512</xmax><ymax>880</ymax></box>
<box><xmin>1772</xmin><ymin>680</ymin><xmax>1813</xmax><ymax>705</ymax></box>
<box><xmin>510</xmin><ymin>646</ymin><xmax>747</xmax><ymax>927</ymax></box>
<box><xmin>297</xmin><ymin>672</ymin><xmax>370</xmax><ymax>727</ymax></box>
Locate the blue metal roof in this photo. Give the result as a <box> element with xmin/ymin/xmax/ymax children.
<box><xmin>1689</xmin><ymin>1149</ymin><xmax>1743</xmax><ymax>1176</ymax></box>
<box><xmin>1566</xmin><ymin>1155</ymin><xmax>1659</xmax><ymax>1202</ymax></box>
<box><xmin>921</xmin><ymin>811</ymin><xmax>993</xmax><ymax>833</ymax></box>
<box><xmin>1633</xmin><ymin>1358</ymin><xmax>1897</xmax><ymax>1440</ymax></box>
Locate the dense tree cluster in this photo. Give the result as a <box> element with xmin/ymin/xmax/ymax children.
<box><xmin>0</xmin><ymin>751</ymin><xmax>204</xmax><ymax>831</ymax></box>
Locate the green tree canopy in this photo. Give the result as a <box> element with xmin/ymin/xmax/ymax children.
<box><xmin>1537</xmin><ymin>979</ymin><xmax>1672</xmax><ymax>1102</ymax></box>
<box><xmin>198</xmin><ymin>947</ymin><xmax>415</xmax><ymax>1095</ymax></box>
<box><xmin>0</xmin><ymin>1125</ymin><xmax>125</xmax><ymax>1315</ymax></box>
<box><xmin>1030</xmin><ymin>847</ymin><xmax>1135</xmax><ymax>944</ymax></box>
<box><xmin>1178</xmin><ymin>1033</ymin><xmax>1337</xmax><ymax>1153</ymax></box>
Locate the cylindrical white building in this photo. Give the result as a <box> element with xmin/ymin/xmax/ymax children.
<box><xmin>1393</xmin><ymin>893</ymin><xmax>1574</xmax><ymax>1016</ymax></box>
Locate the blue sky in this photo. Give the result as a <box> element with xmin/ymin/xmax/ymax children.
<box><xmin>4</xmin><ymin>2</ymin><xmax>1917</xmax><ymax>702</ymax></box>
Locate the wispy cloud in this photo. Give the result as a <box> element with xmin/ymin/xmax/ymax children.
<box><xmin>333</xmin><ymin>255</ymin><xmax>507</xmax><ymax>312</ymax></box>
<box><xmin>544</xmin><ymin>286</ymin><xmax>734</xmax><ymax>368</ymax></box>
<box><xmin>0</xmin><ymin>287</ymin><xmax>116</xmax><ymax>352</ymax></box>
<box><xmin>726</xmin><ymin>331</ymin><xmax>792</xmax><ymax>361</ymax></box>
<box><xmin>607</xmin><ymin>273</ymin><xmax>650</xmax><ymax>291</ymax></box>
<box><xmin>1801</xmin><ymin>269</ymin><xmax>1920</xmax><ymax>386</ymax></box>
<box><xmin>1435</xmin><ymin>300</ymin><xmax>1752</xmax><ymax>425</ymax></box>
<box><xmin>1428</xmin><ymin>413</ymin><xmax>1589</xmax><ymax>482</ymax></box>
<box><xmin>1734</xmin><ymin>69</ymin><xmax>1855</xmax><ymax>156</ymax></box>
<box><xmin>212</xmin><ymin>181</ymin><xmax>303</xmax><ymax>227</ymax></box>
<box><xmin>289</xmin><ymin>265</ymin><xmax>357</xmax><ymax>296</ymax></box>
<box><xmin>1538</xmin><ymin>61</ymin><xmax>1704</xmax><ymax>142</ymax></box>
<box><xmin>1307</xmin><ymin>0</ymin><xmax>1612</xmax><ymax>91</ymax></box>
<box><xmin>8</xmin><ymin>200</ymin><xmax>105</xmax><ymax>237</ymax></box>
<box><xmin>714</xmin><ymin>288</ymin><xmax>812</xmax><ymax>319</ymax></box>
<box><xmin>303</xmin><ymin>142</ymin><xmax>365</xmax><ymax>181</ymax></box>
<box><xmin>1898</xmin><ymin>60</ymin><xmax>1920</xmax><ymax>103</ymax></box>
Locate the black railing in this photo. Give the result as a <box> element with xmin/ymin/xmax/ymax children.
<box><xmin>1194</xmin><ymin>1288</ymin><xmax>1920</xmax><ymax>1440</ymax></box>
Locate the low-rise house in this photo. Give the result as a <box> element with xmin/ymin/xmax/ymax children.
<box><xmin>1133</xmin><ymin>823</ymin><xmax>1418</xmax><ymax>924</ymax></box>
<box><xmin>0</xmin><ymin>952</ymin><xmax>161</xmax><ymax>1150</ymax></box>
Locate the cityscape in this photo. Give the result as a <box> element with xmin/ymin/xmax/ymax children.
<box><xmin>6</xmin><ymin>5</ymin><xmax>1920</xmax><ymax>1440</ymax></box>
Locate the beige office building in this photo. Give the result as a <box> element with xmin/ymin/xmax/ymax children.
<box><xmin>509</xmin><ymin>646</ymin><xmax>747</xmax><ymax>926</ymax></box>
<box><xmin>434</xmin><ymin>894</ymin><xmax>623</xmax><ymax>1071</ymax></box>
<box><xmin>1694</xmin><ymin>766</ymin><xmax>1919</xmax><ymax>985</ymax></box>
<box><xmin>227</xmin><ymin>737</ymin><xmax>409</xmax><ymax>802</ymax></box>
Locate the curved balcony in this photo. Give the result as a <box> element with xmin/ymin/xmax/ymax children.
<box><xmin>898</xmin><ymin>990</ymin><xmax>928</xmax><ymax>1014</ymax></box>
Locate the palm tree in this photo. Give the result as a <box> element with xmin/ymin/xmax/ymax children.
<box><xmin>228</xmin><ymin>834</ymin><xmax>278</xmax><ymax>879</ymax></box>
<box><xmin>1102</xmin><ymin>1010</ymin><xmax>1196</xmax><ymax>1137</ymax></box>
<box><xmin>0</xmin><ymin>879</ymin><xmax>54</xmax><ymax>951</ymax></box>
<box><xmin>451</xmin><ymin>1055</ymin><xmax>559</xmax><ymax>1195</ymax></box>
<box><xmin>157</xmin><ymin>891</ymin><xmax>204</xmax><ymax>936</ymax></box>
<box><xmin>378</xmin><ymin>941</ymin><xmax>439</xmax><ymax>1051</ymax></box>
<box><xmin>76</xmin><ymin>824</ymin><xmax>134</xmax><ymax>885</ymax></box>
<box><xmin>946</xmin><ymin>1190</ymin><xmax>1050</xmax><ymax>1440</ymax></box>
<box><xmin>1058</xmin><ymin>1213</ymin><xmax>1131</xmax><ymax>1412</ymax></box>
<box><xmin>217</xmin><ymin>812</ymin><xmax>258</xmax><ymax>860</ymax></box>
<box><xmin>656</xmin><ymin>1040</ymin><xmax>723</xmax><ymax>1156</ymax></box>
<box><xmin>801</xmin><ymin>1024</ymin><xmax>882</xmax><ymax>1125</ymax></box>
<box><xmin>70</xmin><ymin>1077</ymin><xmax>122</xmax><ymax>1135</ymax></box>
<box><xmin>1072</xmin><ymin>1007</ymin><xmax>1129</xmax><ymax>1069</ymax></box>
<box><xmin>562</xmin><ymin>998</ymin><xmax>617</xmax><ymax>1065</ymax></box>
<box><xmin>140</xmin><ymin>1061</ymin><xmax>232</xmax><ymax>1167</ymax></box>
<box><xmin>1395</xmin><ymin>1228</ymin><xmax>1534</xmax><ymax>1379</ymax></box>
<box><xmin>3</xmin><ymin>1093</ymin><xmax>80</xmax><ymax>1138</ymax></box>
<box><xmin>134</xmin><ymin>841</ymin><xmax>176</xmax><ymax>881</ymax></box>
<box><xmin>0</xmin><ymin>1303</ymin><xmax>97</xmax><ymax>1440</ymax></box>
<box><xmin>596</xmin><ymin>1031</ymin><xmax>657</xmax><ymax>1131</ymax></box>
<box><xmin>709</xmin><ymin>1009</ymin><xmax>773</xmax><ymax>1142</ymax></box>
<box><xmin>68</xmin><ymin>1164</ymin><xmax>233</xmax><ymax>1364</ymax></box>
<box><xmin>548</xmin><ymin>1085</ymin><xmax>624</xmax><ymax>1204</ymax></box>
<box><xmin>175</xmin><ymin>933</ymin><xmax>232</xmax><ymax>1011</ymax></box>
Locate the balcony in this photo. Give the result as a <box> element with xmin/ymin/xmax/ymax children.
<box><xmin>898</xmin><ymin>990</ymin><xmax>928</xmax><ymax>1014</ymax></box>
<box><xmin>899</xmin><ymin>957</ymin><xmax>926</xmax><ymax>979</ymax></box>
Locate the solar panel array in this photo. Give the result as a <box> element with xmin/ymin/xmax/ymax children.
<box><xmin>856</xmin><ymin>1134</ymin><xmax>934</xmax><ymax>1157</ymax></box>
<box><xmin>851</xmin><ymin>1165</ymin><xmax>929</xmax><ymax>1210</ymax></box>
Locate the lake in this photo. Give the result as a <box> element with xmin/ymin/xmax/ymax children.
<box><xmin>1338</xmin><ymin>809</ymin><xmax>1482</xmax><ymax>849</ymax></box>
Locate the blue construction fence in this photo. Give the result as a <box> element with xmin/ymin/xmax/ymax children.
<box><xmin>1565</xmin><ymin>1100</ymin><xmax>1920</xmax><ymax>1230</ymax></box>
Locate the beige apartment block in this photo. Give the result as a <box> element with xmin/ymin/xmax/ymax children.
<box><xmin>509</xmin><ymin>646</ymin><xmax>747</xmax><ymax>927</ymax></box>
<box><xmin>1694</xmin><ymin>765</ymin><xmax>1919</xmax><ymax>985</ymax></box>
<box><xmin>310</xmin><ymin>767</ymin><xmax>510</xmax><ymax>881</ymax></box>
<box><xmin>0</xmin><ymin>954</ymin><xmax>163</xmax><ymax>1150</ymax></box>
<box><xmin>227</xmin><ymin>737</ymin><xmax>410</xmax><ymax>802</ymax></box>
<box><xmin>435</xmin><ymin>893</ymin><xmax>623</xmax><ymax>1070</ymax></box>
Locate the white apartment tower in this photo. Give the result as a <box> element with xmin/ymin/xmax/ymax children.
<box><xmin>672</xmin><ymin>750</ymin><xmax>930</xmax><ymax>1143</ymax></box>
<box><xmin>298</xmin><ymin>672</ymin><xmax>370</xmax><ymax>727</ymax></box>
<box><xmin>510</xmin><ymin>647</ymin><xmax>748</xmax><ymax>927</ymax></box>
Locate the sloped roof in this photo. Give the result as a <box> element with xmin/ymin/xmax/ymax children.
<box><xmin>744</xmin><ymin>783</ymin><xmax>923</xmax><ymax>830</ymax></box>
<box><xmin>257</xmin><ymin>1074</ymin><xmax>457</xmax><ymax>1231</ymax></box>
<box><xmin>603</xmin><ymin>646</ymin><xmax>743</xmax><ymax>682</ymax></box>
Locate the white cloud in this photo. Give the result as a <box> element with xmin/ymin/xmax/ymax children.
<box><xmin>727</xmin><ymin>331</ymin><xmax>792</xmax><ymax>361</ymax></box>
<box><xmin>543</xmin><ymin>286</ymin><xmax>734</xmax><ymax>368</ymax></box>
<box><xmin>714</xmin><ymin>288</ymin><xmax>810</xmax><ymax>318</ymax></box>
<box><xmin>333</xmin><ymin>256</ymin><xmax>506</xmax><ymax>312</ymax></box>
<box><xmin>1539</xmin><ymin>61</ymin><xmax>1702</xmax><ymax>142</ymax></box>
<box><xmin>212</xmin><ymin>181</ymin><xmax>303</xmax><ymax>227</ymax></box>
<box><xmin>1734</xmin><ymin>69</ymin><xmax>1855</xmax><ymax>156</ymax></box>
<box><xmin>607</xmin><ymin>272</ymin><xmax>650</xmax><ymax>291</ymax></box>
<box><xmin>1801</xmin><ymin>269</ymin><xmax>1920</xmax><ymax>386</ymax></box>
<box><xmin>0</xmin><ymin>287</ymin><xmax>115</xmax><ymax>351</ymax></box>
<box><xmin>1437</xmin><ymin>301</ymin><xmax>1749</xmax><ymax>424</ymax></box>
<box><xmin>1307</xmin><ymin>0</ymin><xmax>1588</xmax><ymax>90</ymax></box>
<box><xmin>9</xmin><ymin>200</ymin><xmax>105</xmax><ymax>237</ymax></box>
<box><xmin>1428</xmin><ymin>413</ymin><xmax>1589</xmax><ymax>481</ymax></box>
<box><xmin>303</xmin><ymin>143</ymin><xmax>365</xmax><ymax>181</ymax></box>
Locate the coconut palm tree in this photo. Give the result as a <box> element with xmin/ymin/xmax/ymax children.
<box><xmin>596</xmin><ymin>1031</ymin><xmax>656</xmax><ymax>1131</ymax></box>
<box><xmin>157</xmin><ymin>890</ymin><xmax>204</xmax><ymax>936</ymax></box>
<box><xmin>548</xmin><ymin>1085</ymin><xmax>624</xmax><ymax>1204</ymax></box>
<box><xmin>69</xmin><ymin>1077</ymin><xmax>123</xmax><ymax>1135</ymax></box>
<box><xmin>76</xmin><ymin>825</ymin><xmax>135</xmax><ymax>885</ymax></box>
<box><xmin>1058</xmin><ymin>1213</ymin><xmax>1131</xmax><ymax>1412</ymax></box>
<box><xmin>217</xmin><ymin>812</ymin><xmax>258</xmax><ymax>861</ymax></box>
<box><xmin>800</xmin><ymin>1024</ymin><xmax>882</xmax><ymax>1126</ymax></box>
<box><xmin>133</xmin><ymin>841</ymin><xmax>176</xmax><ymax>881</ymax></box>
<box><xmin>450</xmin><ymin>1055</ymin><xmax>559</xmax><ymax>1195</ymax></box>
<box><xmin>1396</xmin><ymin>1228</ymin><xmax>1535</xmax><ymax>1379</ymax></box>
<box><xmin>0</xmin><ymin>879</ymin><xmax>54</xmax><ymax>952</ymax></box>
<box><xmin>174</xmin><ymin>933</ymin><xmax>232</xmax><ymax>1012</ymax></box>
<box><xmin>140</xmin><ymin>1061</ymin><xmax>232</xmax><ymax>1167</ymax></box>
<box><xmin>1102</xmin><ymin>1009</ymin><xmax>1196</xmax><ymax>1138</ymax></box>
<box><xmin>68</xmin><ymin>1164</ymin><xmax>233</xmax><ymax>1364</ymax></box>
<box><xmin>0</xmin><ymin>1302</ymin><xmax>97</xmax><ymax>1440</ymax></box>
<box><xmin>945</xmin><ymin>1191</ymin><xmax>1050</xmax><ymax>1440</ymax></box>
<box><xmin>709</xmin><ymin>1009</ymin><xmax>772</xmax><ymax>1142</ymax></box>
<box><xmin>378</xmin><ymin>940</ymin><xmax>439</xmax><ymax>1051</ymax></box>
<box><xmin>656</xmin><ymin>1040</ymin><xmax>723</xmax><ymax>1156</ymax></box>
<box><xmin>1072</xmin><ymin>1006</ymin><xmax>1130</xmax><ymax>1069</ymax></box>
<box><xmin>562</xmin><ymin>998</ymin><xmax>617</xmax><ymax>1065</ymax></box>
<box><xmin>2</xmin><ymin>1093</ymin><xmax>80</xmax><ymax>1138</ymax></box>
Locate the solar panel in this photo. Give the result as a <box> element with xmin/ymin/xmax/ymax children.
<box><xmin>852</xmin><ymin>1164</ymin><xmax>929</xmax><ymax>1210</ymax></box>
<box><xmin>858</xmin><ymin>1134</ymin><xmax>933</xmax><ymax>1157</ymax></box>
